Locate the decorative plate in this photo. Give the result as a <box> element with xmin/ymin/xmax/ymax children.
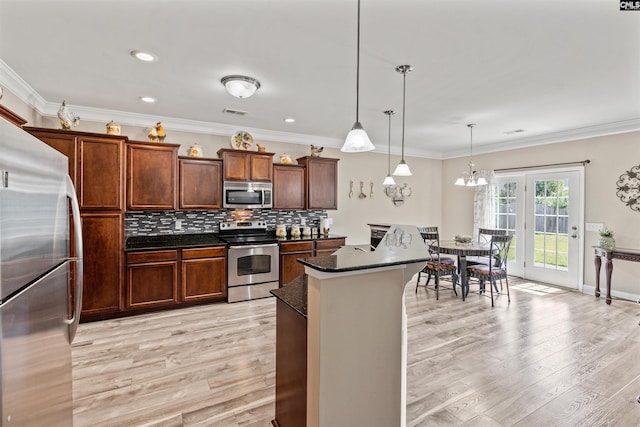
<box><xmin>231</xmin><ymin>131</ymin><xmax>254</xmax><ymax>150</ymax></box>
<box><xmin>616</xmin><ymin>164</ymin><xmax>640</xmax><ymax>212</ymax></box>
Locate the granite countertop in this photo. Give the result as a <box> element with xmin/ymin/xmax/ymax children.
<box><xmin>299</xmin><ymin>224</ymin><xmax>430</xmax><ymax>273</ymax></box>
<box><xmin>270</xmin><ymin>275</ymin><xmax>308</xmax><ymax>318</ymax></box>
<box><xmin>125</xmin><ymin>233</ymin><xmax>225</xmax><ymax>251</ymax></box>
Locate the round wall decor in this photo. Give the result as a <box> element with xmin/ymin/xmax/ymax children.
<box><xmin>616</xmin><ymin>164</ymin><xmax>640</xmax><ymax>212</ymax></box>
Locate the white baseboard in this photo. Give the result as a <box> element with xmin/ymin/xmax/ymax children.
<box><xmin>581</xmin><ymin>284</ymin><xmax>640</xmax><ymax>304</ymax></box>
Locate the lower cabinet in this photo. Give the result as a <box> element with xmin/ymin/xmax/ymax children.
<box><xmin>279</xmin><ymin>241</ymin><xmax>314</xmax><ymax>287</ymax></box>
<box><xmin>126</xmin><ymin>250</ymin><xmax>179</xmax><ymax>309</ymax></box>
<box><xmin>125</xmin><ymin>246</ymin><xmax>227</xmax><ymax>314</ymax></box>
<box><xmin>279</xmin><ymin>238</ymin><xmax>346</xmax><ymax>286</ymax></box>
<box><xmin>81</xmin><ymin>213</ymin><xmax>123</xmax><ymax>319</ymax></box>
<box><xmin>181</xmin><ymin>247</ymin><xmax>226</xmax><ymax>301</ymax></box>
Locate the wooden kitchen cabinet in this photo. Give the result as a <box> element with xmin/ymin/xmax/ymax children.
<box><xmin>181</xmin><ymin>247</ymin><xmax>226</xmax><ymax>301</ymax></box>
<box><xmin>80</xmin><ymin>212</ymin><xmax>123</xmax><ymax>318</ymax></box>
<box><xmin>314</xmin><ymin>238</ymin><xmax>346</xmax><ymax>257</ymax></box>
<box><xmin>179</xmin><ymin>157</ymin><xmax>222</xmax><ymax>210</ymax></box>
<box><xmin>127</xmin><ymin>141</ymin><xmax>179</xmax><ymax>210</ymax></box>
<box><xmin>296</xmin><ymin>156</ymin><xmax>339</xmax><ymax>210</ymax></box>
<box><xmin>25</xmin><ymin>127</ymin><xmax>125</xmax><ymax>210</ymax></box>
<box><xmin>126</xmin><ymin>250</ymin><xmax>178</xmax><ymax>309</ymax></box>
<box><xmin>273</xmin><ymin>164</ymin><xmax>305</xmax><ymax>210</ymax></box>
<box><xmin>279</xmin><ymin>241</ymin><xmax>314</xmax><ymax>287</ymax></box>
<box><xmin>217</xmin><ymin>148</ymin><xmax>274</xmax><ymax>182</ymax></box>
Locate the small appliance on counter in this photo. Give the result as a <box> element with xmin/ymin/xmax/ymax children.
<box><xmin>219</xmin><ymin>220</ymin><xmax>279</xmax><ymax>303</ymax></box>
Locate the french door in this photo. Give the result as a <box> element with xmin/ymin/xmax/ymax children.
<box><xmin>494</xmin><ymin>169</ymin><xmax>583</xmax><ymax>288</ymax></box>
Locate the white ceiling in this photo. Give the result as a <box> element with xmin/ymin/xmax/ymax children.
<box><xmin>1</xmin><ymin>0</ymin><xmax>639</xmax><ymax>159</ymax></box>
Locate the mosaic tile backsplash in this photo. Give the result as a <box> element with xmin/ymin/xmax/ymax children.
<box><xmin>125</xmin><ymin>209</ymin><xmax>329</xmax><ymax>237</ymax></box>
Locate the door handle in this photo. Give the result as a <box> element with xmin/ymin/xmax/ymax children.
<box><xmin>65</xmin><ymin>175</ymin><xmax>83</xmax><ymax>343</ymax></box>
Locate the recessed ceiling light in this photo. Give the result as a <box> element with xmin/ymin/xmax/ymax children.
<box><xmin>139</xmin><ymin>96</ymin><xmax>156</xmax><ymax>103</ymax></box>
<box><xmin>130</xmin><ymin>50</ymin><xmax>158</xmax><ymax>62</ymax></box>
<box><xmin>283</xmin><ymin>118</ymin><xmax>295</xmax><ymax>123</ymax></box>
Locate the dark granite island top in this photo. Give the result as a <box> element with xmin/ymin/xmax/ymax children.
<box><xmin>299</xmin><ymin>224</ymin><xmax>429</xmax><ymax>273</ymax></box>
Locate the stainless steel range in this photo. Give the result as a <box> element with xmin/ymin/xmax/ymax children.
<box><xmin>219</xmin><ymin>220</ymin><xmax>279</xmax><ymax>303</ymax></box>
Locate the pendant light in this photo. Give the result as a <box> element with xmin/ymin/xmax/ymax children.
<box><xmin>341</xmin><ymin>0</ymin><xmax>375</xmax><ymax>152</ymax></box>
<box><xmin>383</xmin><ymin>110</ymin><xmax>396</xmax><ymax>186</ymax></box>
<box><xmin>393</xmin><ymin>65</ymin><xmax>413</xmax><ymax>176</ymax></box>
<box><xmin>454</xmin><ymin>124</ymin><xmax>488</xmax><ymax>186</ymax></box>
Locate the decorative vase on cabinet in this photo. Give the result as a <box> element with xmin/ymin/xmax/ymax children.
<box><xmin>599</xmin><ymin>236</ymin><xmax>615</xmax><ymax>250</ymax></box>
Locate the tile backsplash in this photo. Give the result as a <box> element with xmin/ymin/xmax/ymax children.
<box><xmin>125</xmin><ymin>209</ymin><xmax>329</xmax><ymax>237</ymax></box>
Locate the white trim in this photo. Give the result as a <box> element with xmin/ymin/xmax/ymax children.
<box><xmin>304</xmin><ymin>263</ymin><xmax>408</xmax><ymax>280</ymax></box>
<box><xmin>582</xmin><ymin>285</ymin><xmax>640</xmax><ymax>304</ymax></box>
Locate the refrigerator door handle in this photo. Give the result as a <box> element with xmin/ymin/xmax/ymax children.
<box><xmin>65</xmin><ymin>175</ymin><xmax>83</xmax><ymax>343</ymax></box>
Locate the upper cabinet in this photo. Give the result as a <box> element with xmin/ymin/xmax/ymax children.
<box><xmin>217</xmin><ymin>148</ymin><xmax>274</xmax><ymax>182</ymax></box>
<box><xmin>25</xmin><ymin>127</ymin><xmax>125</xmax><ymax>211</ymax></box>
<box><xmin>297</xmin><ymin>156</ymin><xmax>339</xmax><ymax>210</ymax></box>
<box><xmin>179</xmin><ymin>157</ymin><xmax>222</xmax><ymax>210</ymax></box>
<box><xmin>127</xmin><ymin>141</ymin><xmax>178</xmax><ymax>211</ymax></box>
<box><xmin>273</xmin><ymin>164</ymin><xmax>305</xmax><ymax>210</ymax></box>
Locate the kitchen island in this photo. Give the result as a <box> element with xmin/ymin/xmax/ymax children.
<box><xmin>271</xmin><ymin>224</ymin><xmax>429</xmax><ymax>427</ymax></box>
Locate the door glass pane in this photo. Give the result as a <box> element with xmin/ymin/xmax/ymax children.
<box><xmin>494</xmin><ymin>180</ymin><xmax>517</xmax><ymax>261</ymax></box>
<box><xmin>237</xmin><ymin>254</ymin><xmax>272</xmax><ymax>276</ymax></box>
<box><xmin>533</xmin><ymin>179</ymin><xmax>569</xmax><ymax>271</ymax></box>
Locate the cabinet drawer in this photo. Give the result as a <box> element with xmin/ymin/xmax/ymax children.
<box><xmin>182</xmin><ymin>247</ymin><xmax>225</xmax><ymax>259</ymax></box>
<box><xmin>315</xmin><ymin>239</ymin><xmax>345</xmax><ymax>250</ymax></box>
<box><xmin>127</xmin><ymin>250</ymin><xmax>178</xmax><ymax>264</ymax></box>
<box><xmin>280</xmin><ymin>241</ymin><xmax>314</xmax><ymax>252</ymax></box>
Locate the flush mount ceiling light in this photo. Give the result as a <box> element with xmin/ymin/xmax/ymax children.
<box><xmin>454</xmin><ymin>124</ymin><xmax>488</xmax><ymax>186</ymax></box>
<box><xmin>283</xmin><ymin>117</ymin><xmax>296</xmax><ymax>123</ymax></box>
<box><xmin>341</xmin><ymin>0</ymin><xmax>374</xmax><ymax>153</ymax></box>
<box><xmin>221</xmin><ymin>75</ymin><xmax>261</xmax><ymax>98</ymax></box>
<box><xmin>130</xmin><ymin>50</ymin><xmax>158</xmax><ymax>62</ymax></box>
<box><xmin>392</xmin><ymin>65</ymin><xmax>413</xmax><ymax>176</ymax></box>
<box><xmin>383</xmin><ymin>110</ymin><xmax>396</xmax><ymax>186</ymax></box>
<box><xmin>139</xmin><ymin>96</ymin><xmax>156</xmax><ymax>103</ymax></box>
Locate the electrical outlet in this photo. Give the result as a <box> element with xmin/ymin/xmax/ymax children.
<box><xmin>175</xmin><ymin>219</ymin><xmax>182</xmax><ymax>230</ymax></box>
<box><xmin>586</xmin><ymin>222</ymin><xmax>603</xmax><ymax>232</ymax></box>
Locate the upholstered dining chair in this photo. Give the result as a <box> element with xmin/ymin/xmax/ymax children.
<box><xmin>466</xmin><ymin>228</ymin><xmax>508</xmax><ymax>268</ymax></box>
<box><xmin>467</xmin><ymin>234</ymin><xmax>513</xmax><ymax>307</ymax></box>
<box><xmin>416</xmin><ymin>229</ymin><xmax>458</xmax><ymax>300</ymax></box>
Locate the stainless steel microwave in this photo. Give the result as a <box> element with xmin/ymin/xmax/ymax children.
<box><xmin>223</xmin><ymin>181</ymin><xmax>273</xmax><ymax>209</ymax></box>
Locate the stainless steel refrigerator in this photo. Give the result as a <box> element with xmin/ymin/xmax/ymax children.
<box><xmin>0</xmin><ymin>117</ymin><xmax>83</xmax><ymax>426</ymax></box>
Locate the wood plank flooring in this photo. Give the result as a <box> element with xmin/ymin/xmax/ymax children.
<box><xmin>72</xmin><ymin>278</ymin><xmax>640</xmax><ymax>426</ymax></box>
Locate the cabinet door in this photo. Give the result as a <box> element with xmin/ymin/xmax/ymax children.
<box><xmin>297</xmin><ymin>157</ymin><xmax>339</xmax><ymax>210</ymax></box>
<box><xmin>221</xmin><ymin>151</ymin><xmax>250</xmax><ymax>181</ymax></box>
<box><xmin>179</xmin><ymin>158</ymin><xmax>222</xmax><ymax>209</ymax></box>
<box><xmin>78</xmin><ymin>136</ymin><xmax>124</xmax><ymax>210</ymax></box>
<box><xmin>25</xmin><ymin>129</ymin><xmax>77</xmax><ymax>185</ymax></box>
<box><xmin>273</xmin><ymin>164</ymin><xmax>305</xmax><ymax>210</ymax></box>
<box><xmin>127</xmin><ymin>142</ymin><xmax>178</xmax><ymax>210</ymax></box>
<box><xmin>80</xmin><ymin>213</ymin><xmax>123</xmax><ymax>318</ymax></box>
<box><xmin>250</xmin><ymin>153</ymin><xmax>273</xmax><ymax>181</ymax></box>
<box><xmin>315</xmin><ymin>238</ymin><xmax>346</xmax><ymax>257</ymax></box>
<box><xmin>280</xmin><ymin>241</ymin><xmax>314</xmax><ymax>287</ymax></box>
<box><xmin>126</xmin><ymin>250</ymin><xmax>178</xmax><ymax>309</ymax></box>
<box><xmin>181</xmin><ymin>256</ymin><xmax>226</xmax><ymax>301</ymax></box>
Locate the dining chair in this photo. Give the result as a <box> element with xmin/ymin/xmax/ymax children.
<box><xmin>467</xmin><ymin>234</ymin><xmax>513</xmax><ymax>307</ymax></box>
<box><xmin>466</xmin><ymin>228</ymin><xmax>508</xmax><ymax>268</ymax></box>
<box><xmin>416</xmin><ymin>229</ymin><xmax>458</xmax><ymax>300</ymax></box>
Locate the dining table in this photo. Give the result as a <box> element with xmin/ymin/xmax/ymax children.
<box><xmin>428</xmin><ymin>240</ymin><xmax>496</xmax><ymax>300</ymax></box>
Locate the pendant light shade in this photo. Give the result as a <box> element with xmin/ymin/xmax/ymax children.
<box><xmin>455</xmin><ymin>124</ymin><xmax>488</xmax><ymax>186</ymax></box>
<box><xmin>341</xmin><ymin>0</ymin><xmax>374</xmax><ymax>152</ymax></box>
<box><xmin>383</xmin><ymin>110</ymin><xmax>396</xmax><ymax>186</ymax></box>
<box><xmin>393</xmin><ymin>65</ymin><xmax>413</xmax><ymax>176</ymax></box>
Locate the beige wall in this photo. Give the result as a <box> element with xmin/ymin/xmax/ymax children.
<box><xmin>442</xmin><ymin>132</ymin><xmax>640</xmax><ymax>295</ymax></box>
<box><xmin>6</xmin><ymin>89</ymin><xmax>638</xmax><ymax>297</ymax></box>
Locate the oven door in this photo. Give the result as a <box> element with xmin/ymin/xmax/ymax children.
<box><xmin>227</xmin><ymin>243</ymin><xmax>279</xmax><ymax>287</ymax></box>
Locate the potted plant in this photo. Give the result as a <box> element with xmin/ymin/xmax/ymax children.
<box><xmin>599</xmin><ymin>226</ymin><xmax>615</xmax><ymax>249</ymax></box>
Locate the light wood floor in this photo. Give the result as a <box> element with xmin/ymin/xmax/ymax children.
<box><xmin>72</xmin><ymin>278</ymin><xmax>640</xmax><ymax>426</ymax></box>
